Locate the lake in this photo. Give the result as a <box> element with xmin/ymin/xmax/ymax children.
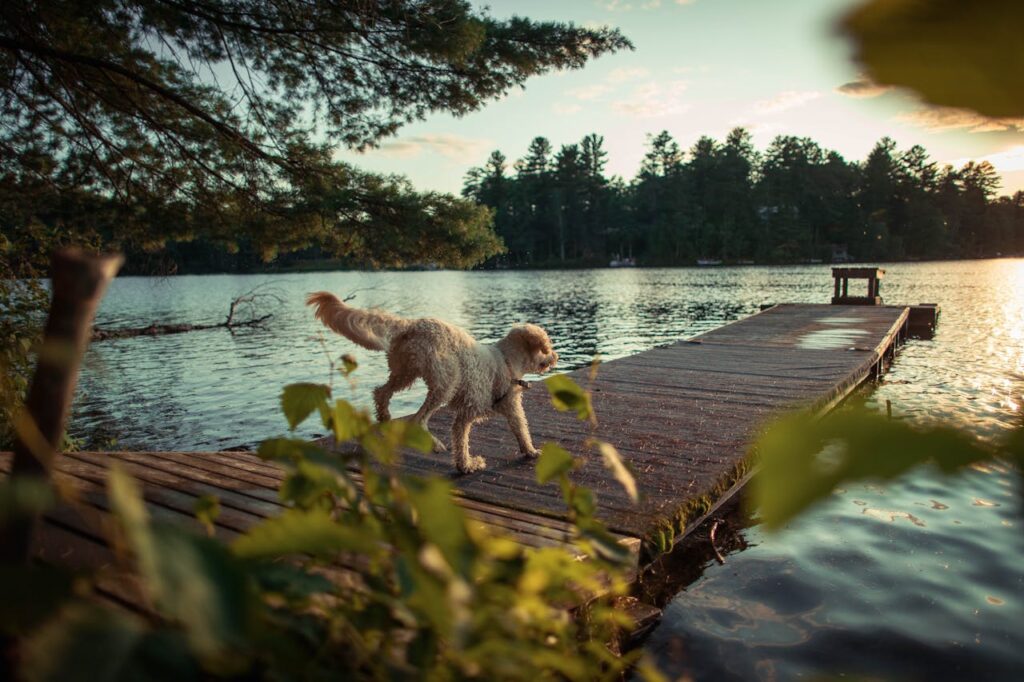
<box><xmin>73</xmin><ymin>260</ymin><xmax>1023</xmax><ymax>681</ymax></box>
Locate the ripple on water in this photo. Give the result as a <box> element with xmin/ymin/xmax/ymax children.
<box><xmin>73</xmin><ymin>262</ymin><xmax>1024</xmax><ymax>678</ymax></box>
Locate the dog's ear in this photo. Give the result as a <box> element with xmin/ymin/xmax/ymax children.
<box><xmin>508</xmin><ymin>324</ymin><xmax>551</xmax><ymax>354</ymax></box>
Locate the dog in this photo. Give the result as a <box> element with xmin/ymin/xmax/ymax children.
<box><xmin>306</xmin><ymin>292</ymin><xmax>558</xmax><ymax>473</ymax></box>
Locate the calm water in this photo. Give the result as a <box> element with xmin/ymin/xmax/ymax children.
<box><xmin>73</xmin><ymin>261</ymin><xmax>1023</xmax><ymax>681</ymax></box>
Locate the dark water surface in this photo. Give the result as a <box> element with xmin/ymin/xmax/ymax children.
<box><xmin>74</xmin><ymin>261</ymin><xmax>1023</xmax><ymax>680</ymax></box>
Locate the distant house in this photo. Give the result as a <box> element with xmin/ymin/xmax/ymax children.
<box><xmin>830</xmin><ymin>244</ymin><xmax>852</xmax><ymax>263</ymax></box>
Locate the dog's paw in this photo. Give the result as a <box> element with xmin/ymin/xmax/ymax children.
<box><xmin>521</xmin><ymin>448</ymin><xmax>541</xmax><ymax>459</ymax></box>
<box><xmin>431</xmin><ymin>436</ymin><xmax>448</xmax><ymax>453</ymax></box>
<box><xmin>457</xmin><ymin>455</ymin><xmax>487</xmax><ymax>474</ymax></box>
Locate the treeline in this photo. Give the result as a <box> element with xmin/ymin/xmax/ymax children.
<box><xmin>462</xmin><ymin>129</ymin><xmax>1024</xmax><ymax>266</ymax></box>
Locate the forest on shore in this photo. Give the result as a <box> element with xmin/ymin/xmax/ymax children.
<box><xmin>117</xmin><ymin>128</ymin><xmax>1024</xmax><ymax>273</ymax></box>
<box><xmin>461</xmin><ymin>129</ymin><xmax>1024</xmax><ymax>268</ymax></box>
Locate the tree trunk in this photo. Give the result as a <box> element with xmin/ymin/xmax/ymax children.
<box><xmin>0</xmin><ymin>248</ymin><xmax>122</xmax><ymax>563</ymax></box>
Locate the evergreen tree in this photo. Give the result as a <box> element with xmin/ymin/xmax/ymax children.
<box><xmin>0</xmin><ymin>0</ymin><xmax>630</xmax><ymax>269</ymax></box>
<box><xmin>635</xmin><ymin>131</ymin><xmax>688</xmax><ymax>263</ymax></box>
<box><xmin>518</xmin><ymin>137</ymin><xmax>557</xmax><ymax>263</ymax></box>
<box><xmin>461</xmin><ymin>127</ymin><xmax>1023</xmax><ymax>267</ymax></box>
<box><xmin>579</xmin><ymin>134</ymin><xmax>610</xmax><ymax>261</ymax></box>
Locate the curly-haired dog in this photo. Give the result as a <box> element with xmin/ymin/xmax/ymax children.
<box><xmin>306</xmin><ymin>292</ymin><xmax>558</xmax><ymax>473</ymax></box>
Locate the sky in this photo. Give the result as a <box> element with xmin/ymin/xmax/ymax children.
<box><xmin>337</xmin><ymin>0</ymin><xmax>1024</xmax><ymax>197</ymax></box>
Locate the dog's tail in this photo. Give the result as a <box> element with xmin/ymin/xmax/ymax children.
<box><xmin>306</xmin><ymin>292</ymin><xmax>409</xmax><ymax>352</ymax></box>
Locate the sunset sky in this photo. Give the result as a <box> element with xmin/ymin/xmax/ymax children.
<box><xmin>338</xmin><ymin>0</ymin><xmax>1024</xmax><ymax>197</ymax></box>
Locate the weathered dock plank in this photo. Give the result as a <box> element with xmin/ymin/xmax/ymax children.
<box><xmin>329</xmin><ymin>304</ymin><xmax>910</xmax><ymax>548</ymax></box>
<box><xmin>3</xmin><ymin>303</ymin><xmax>909</xmax><ymax>582</ymax></box>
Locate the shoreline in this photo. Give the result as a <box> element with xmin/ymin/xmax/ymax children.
<box><xmin>109</xmin><ymin>253</ymin><xmax>1024</xmax><ymax>278</ymax></box>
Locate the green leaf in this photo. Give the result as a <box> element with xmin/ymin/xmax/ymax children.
<box><xmin>280</xmin><ymin>383</ymin><xmax>331</xmax><ymax>430</ymax></box>
<box><xmin>590</xmin><ymin>439</ymin><xmax>638</xmax><ymax>503</ymax></box>
<box><xmin>750</xmin><ymin>408</ymin><xmax>998</xmax><ymax>530</ymax></box>
<box><xmin>257</xmin><ymin>437</ymin><xmax>325</xmax><ymax>463</ymax></box>
<box><xmin>232</xmin><ymin>508</ymin><xmax>376</xmax><ymax>559</ymax></box>
<box><xmin>544</xmin><ymin>374</ymin><xmax>594</xmax><ymax>421</ymax></box>
<box><xmin>570</xmin><ymin>486</ymin><xmax>596</xmax><ymax>518</ymax></box>
<box><xmin>339</xmin><ymin>353</ymin><xmax>358</xmax><ymax>376</ymax></box>
<box><xmin>108</xmin><ymin>465</ymin><xmax>253</xmax><ymax>661</ymax></box>
<box><xmin>405</xmin><ymin>478</ymin><xmax>471</xmax><ymax>574</ymax></box>
<box><xmin>194</xmin><ymin>495</ymin><xmax>220</xmax><ymax>537</ymax></box>
<box><xmin>330</xmin><ymin>399</ymin><xmax>370</xmax><ymax>442</ymax></box>
<box><xmin>360</xmin><ymin>420</ymin><xmax>423</xmax><ymax>464</ymax></box>
<box><xmin>403</xmin><ymin>422</ymin><xmax>434</xmax><ymax>453</ymax></box>
<box><xmin>278</xmin><ymin>460</ymin><xmax>344</xmax><ymax>509</ymax></box>
<box><xmin>841</xmin><ymin>0</ymin><xmax>1024</xmax><ymax>118</ymax></box>
<box><xmin>576</xmin><ymin>521</ymin><xmax>633</xmax><ymax>566</ymax></box>
<box><xmin>536</xmin><ymin>443</ymin><xmax>575</xmax><ymax>484</ymax></box>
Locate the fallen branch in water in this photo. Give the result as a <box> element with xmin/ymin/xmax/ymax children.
<box><xmin>91</xmin><ymin>315</ymin><xmax>273</xmax><ymax>340</ymax></box>
<box><xmin>92</xmin><ymin>283</ymin><xmax>284</xmax><ymax>341</ymax></box>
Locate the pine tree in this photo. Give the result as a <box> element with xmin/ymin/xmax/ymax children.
<box><xmin>0</xmin><ymin>0</ymin><xmax>631</xmax><ymax>269</ymax></box>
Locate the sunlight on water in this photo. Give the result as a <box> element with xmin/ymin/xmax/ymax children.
<box><xmin>72</xmin><ymin>260</ymin><xmax>1024</xmax><ymax>680</ymax></box>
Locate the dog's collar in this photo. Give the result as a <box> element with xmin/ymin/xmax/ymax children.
<box><xmin>494</xmin><ymin>355</ymin><xmax>530</xmax><ymax>406</ymax></box>
<box><xmin>493</xmin><ymin>379</ymin><xmax>530</xmax><ymax>407</ymax></box>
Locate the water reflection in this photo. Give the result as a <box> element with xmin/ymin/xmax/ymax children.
<box><xmin>71</xmin><ymin>260</ymin><xmax>1024</xmax><ymax>680</ymax></box>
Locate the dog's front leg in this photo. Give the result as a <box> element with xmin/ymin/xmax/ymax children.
<box><xmin>451</xmin><ymin>413</ymin><xmax>486</xmax><ymax>474</ymax></box>
<box><xmin>500</xmin><ymin>394</ymin><xmax>540</xmax><ymax>459</ymax></box>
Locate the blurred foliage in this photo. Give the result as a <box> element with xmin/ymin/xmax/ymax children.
<box><xmin>841</xmin><ymin>0</ymin><xmax>1024</xmax><ymax>119</ymax></box>
<box><xmin>751</xmin><ymin>408</ymin><xmax>1024</xmax><ymax>530</ymax></box>
<box><xmin>1</xmin><ymin>372</ymin><xmax>660</xmax><ymax>680</ymax></box>
<box><xmin>0</xmin><ymin>0</ymin><xmax>631</xmax><ymax>271</ymax></box>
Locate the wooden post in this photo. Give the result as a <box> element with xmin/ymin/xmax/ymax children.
<box><xmin>0</xmin><ymin>248</ymin><xmax>122</xmax><ymax>563</ymax></box>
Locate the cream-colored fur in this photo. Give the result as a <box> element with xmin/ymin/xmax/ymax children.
<box><xmin>307</xmin><ymin>292</ymin><xmax>558</xmax><ymax>473</ymax></box>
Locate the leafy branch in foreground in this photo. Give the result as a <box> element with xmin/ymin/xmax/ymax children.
<box><xmin>841</xmin><ymin>0</ymin><xmax>1023</xmax><ymax>119</ymax></box>
<box><xmin>1</xmin><ymin>0</ymin><xmax>630</xmax><ymax>262</ymax></box>
<box><xmin>2</xmin><ymin>371</ymin><xmax>657</xmax><ymax>680</ymax></box>
<box><xmin>750</xmin><ymin>408</ymin><xmax>1024</xmax><ymax>530</ymax></box>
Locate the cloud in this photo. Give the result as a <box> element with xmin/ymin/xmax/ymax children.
<box><xmin>612</xmin><ymin>80</ymin><xmax>690</xmax><ymax>118</ymax></box>
<box><xmin>951</xmin><ymin>146</ymin><xmax>1024</xmax><ymax>173</ymax></box>
<box><xmin>553</xmin><ymin>102</ymin><xmax>582</xmax><ymax>115</ymax></box>
<box><xmin>375</xmin><ymin>134</ymin><xmax>491</xmax><ymax>161</ymax></box>
<box><xmin>726</xmin><ymin>120</ymin><xmax>783</xmax><ymax>137</ymax></box>
<box><xmin>601</xmin><ymin>0</ymin><xmax>662</xmax><ymax>10</ymax></box>
<box><xmin>835</xmin><ymin>76</ymin><xmax>893</xmax><ymax>99</ymax></box>
<box><xmin>606</xmin><ymin>67</ymin><xmax>650</xmax><ymax>83</ymax></box>
<box><xmin>601</xmin><ymin>0</ymin><xmax>693</xmax><ymax>8</ymax></box>
<box><xmin>567</xmin><ymin>84</ymin><xmax>613</xmax><ymax>100</ymax></box>
<box><xmin>897</xmin><ymin>107</ymin><xmax>1024</xmax><ymax>133</ymax></box>
<box><xmin>752</xmin><ymin>90</ymin><xmax>821</xmax><ymax>114</ymax></box>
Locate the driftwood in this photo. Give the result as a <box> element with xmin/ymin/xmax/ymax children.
<box><xmin>91</xmin><ymin>315</ymin><xmax>273</xmax><ymax>340</ymax></box>
<box><xmin>91</xmin><ymin>282</ymin><xmax>282</xmax><ymax>340</ymax></box>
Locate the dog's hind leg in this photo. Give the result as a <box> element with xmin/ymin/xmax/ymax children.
<box><xmin>451</xmin><ymin>412</ymin><xmax>485</xmax><ymax>474</ymax></box>
<box><xmin>373</xmin><ymin>370</ymin><xmax>415</xmax><ymax>423</ymax></box>
<box><xmin>412</xmin><ymin>385</ymin><xmax>451</xmax><ymax>453</ymax></box>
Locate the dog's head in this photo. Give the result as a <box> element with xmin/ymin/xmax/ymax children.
<box><xmin>505</xmin><ymin>323</ymin><xmax>558</xmax><ymax>375</ymax></box>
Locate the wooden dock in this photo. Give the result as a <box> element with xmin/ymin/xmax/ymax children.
<box><xmin>328</xmin><ymin>303</ymin><xmax>909</xmax><ymax>554</ymax></box>
<box><xmin>2</xmin><ymin>303</ymin><xmax>910</xmax><ymax>593</ymax></box>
